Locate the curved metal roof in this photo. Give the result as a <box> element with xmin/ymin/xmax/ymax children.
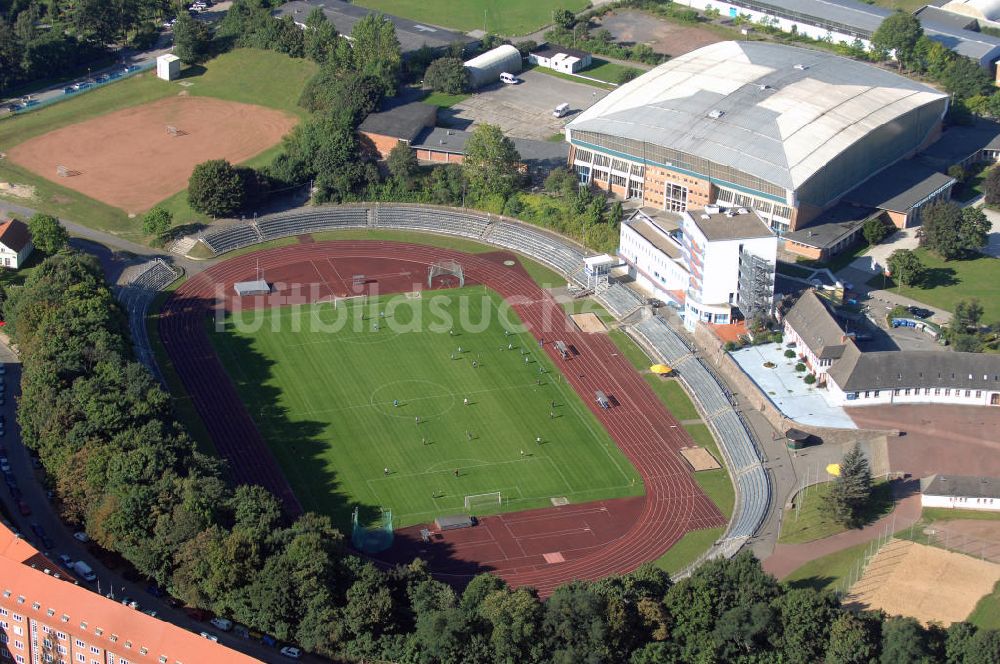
<box><xmin>567</xmin><ymin>41</ymin><xmax>948</xmax><ymax>191</ymax></box>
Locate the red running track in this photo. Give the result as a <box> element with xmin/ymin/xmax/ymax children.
<box><xmin>159</xmin><ymin>241</ymin><xmax>726</xmax><ymax>594</ymax></box>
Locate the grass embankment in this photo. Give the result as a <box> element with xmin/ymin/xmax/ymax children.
<box><xmin>208</xmin><ymin>286</ymin><xmax>643</xmax><ymax>528</ymax></box>
<box><xmin>783</xmin><ymin>540</ymin><xmax>872</xmax><ymax>593</ymax></box>
<box><xmin>778</xmin><ymin>480</ymin><xmax>895</xmax><ymax>544</ymax></box>
<box><xmin>0</xmin><ymin>49</ymin><xmax>316</xmax><ymax>239</ymax></box>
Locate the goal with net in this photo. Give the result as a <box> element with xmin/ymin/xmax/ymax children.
<box><xmin>464</xmin><ymin>491</ymin><xmax>502</xmax><ymax>510</ymax></box>
<box><xmin>428</xmin><ymin>261</ymin><xmax>464</xmax><ymax>288</ymax></box>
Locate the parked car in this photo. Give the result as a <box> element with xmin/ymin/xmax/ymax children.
<box><xmin>199</xmin><ymin>632</ymin><xmax>219</xmax><ymax>642</ymax></box>
<box><xmin>280</xmin><ymin>646</ymin><xmax>302</xmax><ymax>659</ymax></box>
<box><xmin>142</xmin><ymin>609</ymin><xmax>158</xmax><ymax>618</ymax></box>
<box><xmin>58</xmin><ymin>553</ymin><xmax>73</xmax><ymax>567</ymax></box>
<box><xmin>30</xmin><ymin>523</ymin><xmax>45</xmax><ymax>538</ymax></box>
<box><xmin>0</xmin><ymin>364</ymin><xmax>7</xmax><ymax>374</ymax></box>
<box><xmin>210</xmin><ymin>617</ymin><xmax>233</xmax><ymax>632</ymax></box>
<box><xmin>908</xmin><ymin>306</ymin><xmax>933</xmax><ymax>319</ymax></box>
<box><xmin>0</xmin><ymin>460</ymin><xmax>9</xmax><ymax>473</ymax></box>
<box><xmin>73</xmin><ymin>531</ymin><xmax>89</xmax><ymax>543</ymax></box>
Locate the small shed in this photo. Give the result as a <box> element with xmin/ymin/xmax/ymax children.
<box><xmin>528</xmin><ymin>45</ymin><xmax>593</xmax><ymax>74</ymax></box>
<box><xmin>234</xmin><ymin>280</ymin><xmax>270</xmax><ymax>296</ymax></box>
<box><xmin>434</xmin><ymin>514</ymin><xmax>475</xmax><ymax>531</ymax></box>
<box><xmin>156</xmin><ymin>54</ymin><xmax>181</xmax><ymax>81</ymax></box>
<box><xmin>464</xmin><ymin>45</ymin><xmax>523</xmax><ymax>89</ymax></box>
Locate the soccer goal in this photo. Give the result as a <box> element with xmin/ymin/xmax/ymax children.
<box><xmin>464</xmin><ymin>491</ymin><xmax>502</xmax><ymax>510</ymax></box>
<box><xmin>428</xmin><ymin>261</ymin><xmax>464</xmax><ymax>288</ymax></box>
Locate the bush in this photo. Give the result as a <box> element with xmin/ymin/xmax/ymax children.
<box><xmin>188</xmin><ymin>159</ymin><xmax>247</xmax><ymax>217</ymax></box>
<box><xmin>784</xmin><ymin>349</ymin><xmax>796</xmax><ymax>358</ymax></box>
<box><xmin>804</xmin><ymin>374</ymin><xmax>817</xmax><ymax>384</ymax></box>
<box><xmin>795</xmin><ymin>362</ymin><xmax>806</xmax><ymax>372</ymax></box>
<box><xmin>423</xmin><ymin>57</ymin><xmax>468</xmax><ymax>94</ymax></box>
<box><xmin>724</xmin><ymin>341</ymin><xmax>738</xmax><ymax>351</ymax></box>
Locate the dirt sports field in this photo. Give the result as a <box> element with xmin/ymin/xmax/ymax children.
<box><xmin>846</xmin><ymin>539</ymin><xmax>1000</xmax><ymax>625</ymax></box>
<box><xmin>159</xmin><ymin>241</ymin><xmax>726</xmax><ymax>595</ymax></box>
<box><xmin>7</xmin><ymin>96</ymin><xmax>296</xmax><ymax>213</ymax></box>
<box><xmin>595</xmin><ymin>9</ymin><xmax>724</xmax><ymax>57</ymax></box>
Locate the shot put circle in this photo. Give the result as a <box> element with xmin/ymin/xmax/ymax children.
<box><xmin>503</xmin><ymin>260</ymin><xmax>516</xmax><ymax>267</ymax></box>
<box><xmin>370</xmin><ymin>379</ymin><xmax>456</xmax><ymax>419</ymax></box>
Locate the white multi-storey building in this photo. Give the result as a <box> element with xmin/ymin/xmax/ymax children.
<box><xmin>619</xmin><ymin>207</ymin><xmax>777</xmax><ymax>330</ymax></box>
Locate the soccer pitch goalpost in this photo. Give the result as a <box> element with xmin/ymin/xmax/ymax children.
<box><xmin>464</xmin><ymin>491</ymin><xmax>502</xmax><ymax>510</ymax></box>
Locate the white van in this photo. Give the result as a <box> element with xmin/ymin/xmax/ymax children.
<box><xmin>500</xmin><ymin>72</ymin><xmax>519</xmax><ymax>85</ymax></box>
<box><xmin>552</xmin><ymin>102</ymin><xmax>570</xmax><ymax>118</ymax></box>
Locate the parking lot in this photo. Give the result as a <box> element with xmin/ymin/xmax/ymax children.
<box><xmin>441</xmin><ymin>70</ymin><xmax>609</xmax><ymax>141</ymax></box>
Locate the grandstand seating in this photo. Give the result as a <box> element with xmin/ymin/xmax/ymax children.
<box><xmin>731</xmin><ymin>467</ymin><xmax>771</xmax><ymax>538</ymax></box>
<box><xmin>258</xmin><ymin>207</ymin><xmax>368</xmax><ymax>240</ymax></box>
<box><xmin>595</xmin><ymin>283</ymin><xmax>644</xmax><ymax>319</ymax></box>
<box><xmin>374</xmin><ymin>206</ymin><xmax>489</xmax><ymax>239</ymax></box>
<box><xmin>201</xmin><ymin>223</ymin><xmax>261</xmax><ymax>255</ymax></box>
<box><xmin>631</xmin><ymin>317</ymin><xmax>692</xmax><ymax>365</ymax></box>
<box><xmin>489</xmin><ymin>222</ymin><xmax>587</xmax><ymax>276</ymax></box>
<box><xmin>117</xmin><ymin>260</ymin><xmax>180</xmax><ymax>386</ymax></box>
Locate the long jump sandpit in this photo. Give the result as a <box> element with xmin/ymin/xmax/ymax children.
<box><xmin>7</xmin><ymin>95</ymin><xmax>297</xmax><ymax>214</ymax></box>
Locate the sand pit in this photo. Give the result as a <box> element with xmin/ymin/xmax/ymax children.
<box><xmin>571</xmin><ymin>312</ymin><xmax>607</xmax><ymax>333</ymax></box>
<box><xmin>680</xmin><ymin>446</ymin><xmax>721</xmax><ymax>471</ymax></box>
<box><xmin>845</xmin><ymin>538</ymin><xmax>1000</xmax><ymax>625</ymax></box>
<box><xmin>7</xmin><ymin>96</ymin><xmax>297</xmax><ymax>214</ymax></box>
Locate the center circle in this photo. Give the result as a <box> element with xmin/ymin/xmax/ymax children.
<box><xmin>369</xmin><ymin>379</ymin><xmax>457</xmax><ymax>419</ymax></box>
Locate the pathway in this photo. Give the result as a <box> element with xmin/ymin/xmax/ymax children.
<box><xmin>762</xmin><ymin>481</ymin><xmax>922</xmax><ymax>579</ymax></box>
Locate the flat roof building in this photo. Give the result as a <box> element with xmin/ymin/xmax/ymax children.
<box><xmin>922</xmin><ymin>474</ymin><xmax>1000</xmax><ymax>511</ymax></box>
<box><xmin>567</xmin><ymin>41</ymin><xmax>948</xmax><ymax>233</ymax></box>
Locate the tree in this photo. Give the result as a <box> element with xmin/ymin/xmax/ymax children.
<box><xmin>770</xmin><ymin>588</ymin><xmax>841</xmax><ymax>663</ymax></box>
<box><xmin>886</xmin><ymin>249</ymin><xmax>925</xmax><ymax>287</ymax></box>
<box><xmin>881</xmin><ymin>616</ymin><xmax>932</xmax><ymax>663</ymax></box>
<box><xmin>826</xmin><ymin>612</ymin><xmax>883</xmax><ymax>664</ymax></box>
<box><xmin>985</xmin><ymin>167</ymin><xmax>1000</xmax><ymax>206</ymax></box>
<box><xmin>959</xmin><ymin>206</ymin><xmax>990</xmax><ymax>255</ymax></box>
<box><xmin>553</xmin><ymin>9</ymin><xmax>576</xmax><ymax>29</ymax></box>
<box><xmin>141</xmin><ymin>207</ymin><xmax>173</xmax><ymax>239</ymax></box>
<box><xmin>953</xmin><ymin>298</ymin><xmax>984</xmax><ymax>331</ymax></box>
<box><xmin>872</xmin><ymin>11</ymin><xmax>922</xmax><ymax>70</ymax></box>
<box><xmin>188</xmin><ymin>159</ymin><xmax>246</xmax><ymax>217</ymax></box>
<box><xmin>940</xmin><ymin>55</ymin><xmax>993</xmax><ymax>100</ymax></box>
<box><xmin>825</xmin><ymin>442</ymin><xmax>873</xmax><ymax>528</ymax></box>
<box><xmin>423</xmin><ymin>57</ymin><xmax>468</xmax><ymax>94</ymax></box>
<box><xmin>862</xmin><ymin>217</ymin><xmax>889</xmax><ymax>246</ymax></box>
<box><xmin>173</xmin><ymin>11</ymin><xmax>213</xmax><ymax>64</ymax></box>
<box><xmin>948</xmin><ymin>164</ymin><xmax>967</xmax><ymax>182</ymax></box>
<box><xmin>463</xmin><ymin>124</ymin><xmax>522</xmax><ymax>201</ymax></box>
<box><xmin>386</xmin><ymin>142</ymin><xmax>419</xmax><ymax>188</ymax></box>
<box><xmin>303</xmin><ymin>6</ymin><xmax>338</xmax><ymax>64</ymax></box>
<box><xmin>351</xmin><ymin>13</ymin><xmax>401</xmax><ymax>96</ymax></box>
<box><xmin>27</xmin><ymin>213</ymin><xmax>69</xmax><ymax>254</ymax></box>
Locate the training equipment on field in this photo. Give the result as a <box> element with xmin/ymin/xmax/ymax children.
<box><xmin>464</xmin><ymin>491</ymin><xmax>502</xmax><ymax>510</ymax></box>
<box><xmin>166</xmin><ymin>125</ymin><xmax>181</xmax><ymax>136</ymax></box>
<box><xmin>428</xmin><ymin>261</ymin><xmax>464</xmax><ymax>288</ymax></box>
<box><xmin>351</xmin><ymin>506</ymin><xmax>394</xmax><ymax>553</ymax></box>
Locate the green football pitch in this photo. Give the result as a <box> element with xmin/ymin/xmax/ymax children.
<box><xmin>209</xmin><ymin>286</ymin><xmax>643</xmax><ymax>528</ymax></box>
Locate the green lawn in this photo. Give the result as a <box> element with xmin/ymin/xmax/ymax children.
<box><xmin>684</xmin><ymin>423</ymin><xmax>735</xmax><ymax>519</ymax></box>
<box><xmin>779</xmin><ymin>480</ymin><xmax>894</xmax><ymax>544</ymax></box>
<box><xmin>872</xmin><ymin>248</ymin><xmax>1000</xmax><ymax>323</ymax></box>
<box><xmin>645</xmin><ymin>378</ymin><xmax>701</xmax><ymax>421</ymax></box>
<box><xmin>580</xmin><ymin>58</ymin><xmax>642</xmax><ymax>85</ymax></box>
<box><xmin>868</xmin><ymin>0</ymin><xmax>934</xmax><ymax>12</ymax></box>
<box><xmin>652</xmin><ymin>526</ymin><xmax>724</xmax><ymax>575</ymax></box>
<box><xmin>529</xmin><ymin>64</ymin><xmax>617</xmax><ymax>91</ymax></box>
<box><xmin>608</xmin><ymin>328</ymin><xmax>654</xmax><ymax>371</ymax></box>
<box><xmin>422</xmin><ymin>91</ymin><xmax>470</xmax><ymax>108</ymax></box>
<box><xmin>969</xmin><ymin>581</ymin><xmax>1000</xmax><ymax>630</ymax></box>
<box><xmin>356</xmin><ymin>0</ymin><xmax>588</xmax><ymax>35</ymax></box>
<box><xmin>208</xmin><ymin>286</ymin><xmax>643</xmax><ymax>528</ymax></box>
<box><xmin>783</xmin><ymin>539</ymin><xmax>872</xmax><ymax>592</ymax></box>
<box><xmin>0</xmin><ymin>49</ymin><xmax>315</xmax><ymax>238</ymax></box>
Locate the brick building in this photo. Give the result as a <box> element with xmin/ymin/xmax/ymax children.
<box><xmin>0</xmin><ymin>525</ymin><xmax>259</xmax><ymax>664</ymax></box>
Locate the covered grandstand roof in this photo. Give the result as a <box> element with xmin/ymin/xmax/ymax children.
<box><xmin>567</xmin><ymin>41</ymin><xmax>948</xmax><ymax>192</ymax></box>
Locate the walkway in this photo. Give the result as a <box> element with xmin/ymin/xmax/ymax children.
<box><xmin>762</xmin><ymin>480</ymin><xmax>922</xmax><ymax>579</ymax></box>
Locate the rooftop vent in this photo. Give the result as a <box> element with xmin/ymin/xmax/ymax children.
<box><xmin>707</xmin><ymin>109</ymin><xmax>724</xmax><ymax>119</ymax></box>
<box><xmin>758</xmin><ymin>84</ymin><xmax>771</xmax><ymax>91</ymax></box>
<box><xmin>793</xmin><ymin>64</ymin><xmax>808</xmax><ymax>70</ymax></box>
